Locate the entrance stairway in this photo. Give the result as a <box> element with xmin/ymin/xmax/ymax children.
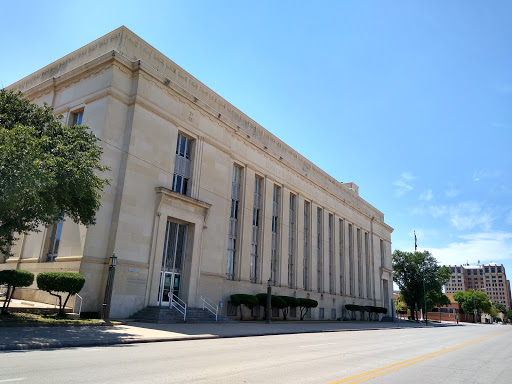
<box><xmin>129</xmin><ymin>306</ymin><xmax>236</xmax><ymax>324</ymax></box>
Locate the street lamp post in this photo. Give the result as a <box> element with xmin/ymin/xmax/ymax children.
<box><xmin>101</xmin><ymin>252</ymin><xmax>117</xmax><ymax>322</ymax></box>
<box><xmin>266</xmin><ymin>278</ymin><xmax>272</xmax><ymax>324</ymax></box>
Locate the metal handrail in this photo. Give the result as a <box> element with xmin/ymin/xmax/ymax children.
<box><xmin>73</xmin><ymin>293</ymin><xmax>83</xmax><ymax>315</ymax></box>
<box><xmin>200</xmin><ymin>295</ymin><xmax>218</xmax><ymax>321</ymax></box>
<box><xmin>169</xmin><ymin>293</ymin><xmax>187</xmax><ymax>321</ymax></box>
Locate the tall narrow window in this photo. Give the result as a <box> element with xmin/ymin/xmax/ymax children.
<box><xmin>317</xmin><ymin>207</ymin><xmax>323</xmax><ymax>292</ymax></box>
<box><xmin>365</xmin><ymin>232</ymin><xmax>371</xmax><ymax>299</ymax></box>
<box><xmin>328</xmin><ymin>214</ymin><xmax>334</xmax><ymax>294</ymax></box>
<box><xmin>380</xmin><ymin>239</ymin><xmax>385</xmax><ymax>269</ymax></box>
<box><xmin>47</xmin><ymin>212</ymin><xmax>65</xmax><ymax>262</ymax></box>
<box><xmin>250</xmin><ymin>176</ymin><xmax>262</xmax><ymax>283</ymax></box>
<box><xmin>357</xmin><ymin>228</ymin><xmax>362</xmax><ymax>297</ymax></box>
<box><xmin>227</xmin><ymin>165</ymin><xmax>242</xmax><ymax>280</ymax></box>
<box><xmin>349</xmin><ymin>224</ymin><xmax>354</xmax><ymax>296</ymax></box>
<box><xmin>270</xmin><ymin>185</ymin><xmax>280</xmax><ymax>285</ymax></box>
<box><xmin>339</xmin><ymin>219</ymin><xmax>345</xmax><ymax>295</ymax></box>
<box><xmin>303</xmin><ymin>201</ymin><xmax>310</xmax><ymax>290</ymax></box>
<box><xmin>288</xmin><ymin>194</ymin><xmax>296</xmax><ymax>288</ymax></box>
<box><xmin>172</xmin><ymin>133</ymin><xmax>192</xmax><ymax>195</ymax></box>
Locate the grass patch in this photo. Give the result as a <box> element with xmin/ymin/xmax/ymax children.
<box><xmin>0</xmin><ymin>311</ymin><xmax>104</xmax><ymax>325</ymax></box>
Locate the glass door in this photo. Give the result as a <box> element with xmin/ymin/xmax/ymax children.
<box><xmin>158</xmin><ymin>271</ymin><xmax>182</xmax><ymax>306</ymax></box>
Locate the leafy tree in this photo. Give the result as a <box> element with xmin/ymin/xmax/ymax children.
<box><xmin>492</xmin><ymin>302</ymin><xmax>506</xmax><ymax>314</ymax></box>
<box><xmin>345</xmin><ymin>304</ymin><xmax>361</xmax><ymax>320</ymax></box>
<box><xmin>392</xmin><ymin>250</ymin><xmax>451</xmax><ymax>321</ymax></box>
<box><xmin>0</xmin><ymin>269</ymin><xmax>34</xmax><ymax>314</ymax></box>
<box><xmin>298</xmin><ymin>298</ymin><xmax>318</xmax><ymax>320</ymax></box>
<box><xmin>453</xmin><ymin>290</ymin><xmax>492</xmax><ymax>321</ymax></box>
<box><xmin>230</xmin><ymin>294</ymin><xmax>258</xmax><ymax>320</ymax></box>
<box><xmin>0</xmin><ymin>89</ymin><xmax>109</xmax><ymax>254</ymax></box>
<box><xmin>278</xmin><ymin>295</ymin><xmax>300</xmax><ymax>320</ymax></box>
<box><xmin>36</xmin><ymin>272</ymin><xmax>85</xmax><ymax>316</ymax></box>
<box><xmin>256</xmin><ymin>293</ymin><xmax>287</xmax><ymax>319</ymax></box>
<box><xmin>505</xmin><ymin>310</ymin><xmax>512</xmax><ymax>324</ymax></box>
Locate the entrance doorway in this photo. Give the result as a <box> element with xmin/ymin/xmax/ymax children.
<box><xmin>158</xmin><ymin>221</ymin><xmax>187</xmax><ymax>306</ymax></box>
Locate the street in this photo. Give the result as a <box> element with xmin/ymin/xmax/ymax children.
<box><xmin>1</xmin><ymin>324</ymin><xmax>511</xmax><ymax>383</ymax></box>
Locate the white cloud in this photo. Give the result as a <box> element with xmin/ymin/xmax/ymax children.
<box><xmin>424</xmin><ymin>201</ymin><xmax>493</xmax><ymax>231</ymax></box>
<box><xmin>507</xmin><ymin>209</ymin><xmax>512</xmax><ymax>225</ymax></box>
<box><xmin>473</xmin><ymin>169</ymin><xmax>502</xmax><ymax>182</ymax></box>
<box><xmin>393</xmin><ymin>172</ymin><xmax>415</xmax><ymax>197</ymax></box>
<box><xmin>419</xmin><ymin>189</ymin><xmax>433</xmax><ymax>201</ymax></box>
<box><xmin>445</xmin><ymin>189</ymin><xmax>460</xmax><ymax>198</ymax></box>
<box><xmin>426</xmin><ymin>232</ymin><xmax>512</xmax><ymax>267</ymax></box>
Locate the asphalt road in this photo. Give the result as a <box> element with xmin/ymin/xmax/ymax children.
<box><xmin>1</xmin><ymin>324</ymin><xmax>511</xmax><ymax>383</ymax></box>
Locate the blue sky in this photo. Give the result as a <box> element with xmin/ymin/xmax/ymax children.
<box><xmin>2</xmin><ymin>1</ymin><xmax>511</xmax><ymax>276</ymax></box>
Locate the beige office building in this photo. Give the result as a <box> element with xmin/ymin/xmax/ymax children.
<box><xmin>445</xmin><ymin>263</ymin><xmax>511</xmax><ymax>310</ymax></box>
<box><xmin>1</xmin><ymin>27</ymin><xmax>394</xmax><ymax>319</ymax></box>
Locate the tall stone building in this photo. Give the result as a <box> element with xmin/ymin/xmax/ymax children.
<box><xmin>445</xmin><ymin>263</ymin><xmax>511</xmax><ymax>310</ymax></box>
<box><xmin>1</xmin><ymin>27</ymin><xmax>394</xmax><ymax>319</ymax></box>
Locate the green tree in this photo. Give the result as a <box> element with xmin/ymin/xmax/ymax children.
<box><xmin>0</xmin><ymin>269</ymin><xmax>34</xmax><ymax>314</ymax></box>
<box><xmin>453</xmin><ymin>290</ymin><xmax>492</xmax><ymax>321</ymax></box>
<box><xmin>230</xmin><ymin>294</ymin><xmax>259</xmax><ymax>320</ymax></box>
<box><xmin>492</xmin><ymin>302</ymin><xmax>506</xmax><ymax>314</ymax></box>
<box><xmin>278</xmin><ymin>296</ymin><xmax>300</xmax><ymax>320</ymax></box>
<box><xmin>36</xmin><ymin>272</ymin><xmax>85</xmax><ymax>316</ymax></box>
<box><xmin>298</xmin><ymin>298</ymin><xmax>318</xmax><ymax>320</ymax></box>
<box><xmin>0</xmin><ymin>89</ymin><xmax>109</xmax><ymax>254</ymax></box>
<box><xmin>392</xmin><ymin>250</ymin><xmax>451</xmax><ymax>321</ymax></box>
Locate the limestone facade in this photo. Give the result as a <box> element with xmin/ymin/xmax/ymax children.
<box><xmin>2</xmin><ymin>27</ymin><xmax>394</xmax><ymax>319</ymax></box>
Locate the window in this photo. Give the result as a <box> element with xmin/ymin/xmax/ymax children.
<box><xmin>290</xmin><ymin>306</ymin><xmax>297</xmax><ymax>318</ymax></box>
<box><xmin>365</xmin><ymin>232</ymin><xmax>371</xmax><ymax>299</ymax></box>
<box><xmin>317</xmin><ymin>208</ymin><xmax>323</xmax><ymax>292</ymax></box>
<box><xmin>252</xmin><ymin>306</ymin><xmax>260</xmax><ymax>317</ymax></box>
<box><xmin>303</xmin><ymin>201</ymin><xmax>311</xmax><ymax>290</ymax></box>
<box><xmin>172</xmin><ymin>134</ymin><xmax>192</xmax><ymax>195</ymax></box>
<box><xmin>47</xmin><ymin>212</ymin><xmax>65</xmax><ymax>261</ymax></box>
<box><xmin>288</xmin><ymin>194</ymin><xmax>296</xmax><ymax>288</ymax></box>
<box><xmin>227</xmin><ymin>301</ymin><xmax>237</xmax><ymax>316</ymax></box>
<box><xmin>270</xmin><ymin>185</ymin><xmax>280</xmax><ymax>285</ymax></box>
<box><xmin>328</xmin><ymin>214</ymin><xmax>334</xmax><ymax>294</ymax></box>
<box><xmin>331</xmin><ymin>308</ymin><xmax>336</xmax><ymax>320</ymax></box>
<box><xmin>319</xmin><ymin>307</ymin><xmax>325</xmax><ymax>319</ymax></box>
<box><xmin>250</xmin><ymin>176</ymin><xmax>262</xmax><ymax>283</ymax></box>
<box><xmin>339</xmin><ymin>219</ymin><xmax>345</xmax><ymax>295</ymax></box>
<box><xmin>227</xmin><ymin>165</ymin><xmax>242</xmax><ymax>280</ymax></box>
<box><xmin>357</xmin><ymin>228</ymin><xmax>362</xmax><ymax>297</ymax></box>
<box><xmin>70</xmin><ymin>110</ymin><xmax>83</xmax><ymax>126</ymax></box>
<box><xmin>380</xmin><ymin>239</ymin><xmax>385</xmax><ymax>269</ymax></box>
<box><xmin>349</xmin><ymin>224</ymin><xmax>354</xmax><ymax>296</ymax></box>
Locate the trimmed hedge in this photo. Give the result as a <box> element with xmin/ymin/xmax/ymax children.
<box><xmin>298</xmin><ymin>298</ymin><xmax>318</xmax><ymax>320</ymax></box>
<box><xmin>37</xmin><ymin>272</ymin><xmax>85</xmax><ymax>315</ymax></box>
<box><xmin>278</xmin><ymin>296</ymin><xmax>300</xmax><ymax>320</ymax></box>
<box><xmin>230</xmin><ymin>294</ymin><xmax>259</xmax><ymax>320</ymax></box>
<box><xmin>0</xmin><ymin>269</ymin><xmax>34</xmax><ymax>314</ymax></box>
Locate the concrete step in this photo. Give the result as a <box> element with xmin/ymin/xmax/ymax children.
<box><xmin>130</xmin><ymin>307</ymin><xmax>236</xmax><ymax>324</ymax></box>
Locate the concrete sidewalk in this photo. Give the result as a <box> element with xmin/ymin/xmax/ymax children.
<box><xmin>0</xmin><ymin>319</ymin><xmax>458</xmax><ymax>351</ymax></box>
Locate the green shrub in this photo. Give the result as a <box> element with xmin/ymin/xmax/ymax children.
<box><xmin>345</xmin><ymin>304</ymin><xmax>361</xmax><ymax>320</ymax></box>
<box><xmin>37</xmin><ymin>272</ymin><xmax>85</xmax><ymax>316</ymax></box>
<box><xmin>0</xmin><ymin>269</ymin><xmax>34</xmax><ymax>314</ymax></box>
<box><xmin>278</xmin><ymin>296</ymin><xmax>300</xmax><ymax>320</ymax></box>
<box><xmin>230</xmin><ymin>294</ymin><xmax>259</xmax><ymax>320</ymax></box>
<box><xmin>298</xmin><ymin>298</ymin><xmax>318</xmax><ymax>320</ymax></box>
<box><xmin>256</xmin><ymin>293</ymin><xmax>287</xmax><ymax>319</ymax></box>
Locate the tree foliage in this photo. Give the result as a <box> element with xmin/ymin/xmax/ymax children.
<box><xmin>453</xmin><ymin>290</ymin><xmax>492</xmax><ymax>318</ymax></box>
<box><xmin>0</xmin><ymin>89</ymin><xmax>110</xmax><ymax>253</ymax></box>
<box><xmin>36</xmin><ymin>272</ymin><xmax>85</xmax><ymax>316</ymax></box>
<box><xmin>392</xmin><ymin>250</ymin><xmax>451</xmax><ymax>321</ymax></box>
<box><xmin>0</xmin><ymin>269</ymin><xmax>34</xmax><ymax>314</ymax></box>
<box><xmin>298</xmin><ymin>298</ymin><xmax>318</xmax><ymax>320</ymax></box>
<box><xmin>492</xmin><ymin>302</ymin><xmax>506</xmax><ymax>314</ymax></box>
<box><xmin>230</xmin><ymin>294</ymin><xmax>259</xmax><ymax>320</ymax></box>
<box><xmin>278</xmin><ymin>295</ymin><xmax>300</xmax><ymax>320</ymax></box>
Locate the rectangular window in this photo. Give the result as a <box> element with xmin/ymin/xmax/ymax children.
<box><xmin>47</xmin><ymin>212</ymin><xmax>65</xmax><ymax>262</ymax></box>
<box><xmin>365</xmin><ymin>232</ymin><xmax>371</xmax><ymax>299</ymax></box>
<box><xmin>339</xmin><ymin>219</ymin><xmax>345</xmax><ymax>296</ymax></box>
<box><xmin>288</xmin><ymin>194</ymin><xmax>296</xmax><ymax>288</ymax></box>
<box><xmin>380</xmin><ymin>239</ymin><xmax>385</xmax><ymax>269</ymax></box>
<box><xmin>357</xmin><ymin>228</ymin><xmax>362</xmax><ymax>297</ymax></box>
<box><xmin>349</xmin><ymin>224</ymin><xmax>354</xmax><ymax>296</ymax></box>
<box><xmin>270</xmin><ymin>185</ymin><xmax>280</xmax><ymax>285</ymax></box>
<box><xmin>226</xmin><ymin>165</ymin><xmax>242</xmax><ymax>280</ymax></box>
<box><xmin>71</xmin><ymin>110</ymin><xmax>84</xmax><ymax>126</ymax></box>
<box><xmin>250</xmin><ymin>176</ymin><xmax>262</xmax><ymax>283</ymax></box>
<box><xmin>303</xmin><ymin>201</ymin><xmax>310</xmax><ymax>290</ymax></box>
<box><xmin>328</xmin><ymin>214</ymin><xmax>335</xmax><ymax>294</ymax></box>
<box><xmin>172</xmin><ymin>133</ymin><xmax>192</xmax><ymax>195</ymax></box>
<box><xmin>319</xmin><ymin>307</ymin><xmax>325</xmax><ymax>319</ymax></box>
<box><xmin>317</xmin><ymin>207</ymin><xmax>323</xmax><ymax>292</ymax></box>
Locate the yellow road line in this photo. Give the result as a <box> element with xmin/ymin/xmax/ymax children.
<box><xmin>328</xmin><ymin>329</ymin><xmax>511</xmax><ymax>384</ymax></box>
